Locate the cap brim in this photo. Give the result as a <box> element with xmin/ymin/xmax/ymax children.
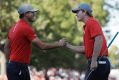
<box><xmin>72</xmin><ymin>7</ymin><xmax>79</xmax><ymax>13</ymax></box>
<box><xmin>72</xmin><ymin>9</ymin><xmax>78</xmax><ymax>13</ymax></box>
<box><xmin>30</xmin><ymin>9</ymin><xmax>39</xmax><ymax>12</ymax></box>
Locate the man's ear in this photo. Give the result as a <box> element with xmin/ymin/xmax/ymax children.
<box><xmin>83</xmin><ymin>10</ymin><xmax>87</xmax><ymax>15</ymax></box>
<box><xmin>24</xmin><ymin>12</ymin><xmax>29</xmax><ymax>17</ymax></box>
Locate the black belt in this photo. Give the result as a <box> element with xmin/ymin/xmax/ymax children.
<box><xmin>8</xmin><ymin>61</ymin><xmax>28</xmax><ymax>66</ymax></box>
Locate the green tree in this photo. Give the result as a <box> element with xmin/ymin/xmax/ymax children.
<box><xmin>109</xmin><ymin>45</ymin><xmax>119</xmax><ymax>68</ymax></box>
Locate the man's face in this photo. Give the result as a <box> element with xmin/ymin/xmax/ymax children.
<box><xmin>76</xmin><ymin>10</ymin><xmax>85</xmax><ymax>21</ymax></box>
<box><xmin>25</xmin><ymin>11</ymin><xmax>37</xmax><ymax>22</ymax></box>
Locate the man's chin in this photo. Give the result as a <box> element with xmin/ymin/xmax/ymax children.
<box><xmin>29</xmin><ymin>19</ymin><xmax>35</xmax><ymax>22</ymax></box>
<box><xmin>30</xmin><ymin>17</ymin><xmax>36</xmax><ymax>22</ymax></box>
<box><xmin>78</xmin><ymin>19</ymin><xmax>81</xmax><ymax>21</ymax></box>
<box><xmin>77</xmin><ymin>18</ymin><xmax>81</xmax><ymax>21</ymax></box>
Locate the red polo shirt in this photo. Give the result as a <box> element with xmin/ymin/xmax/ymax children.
<box><xmin>83</xmin><ymin>17</ymin><xmax>108</xmax><ymax>59</ymax></box>
<box><xmin>8</xmin><ymin>19</ymin><xmax>37</xmax><ymax>64</ymax></box>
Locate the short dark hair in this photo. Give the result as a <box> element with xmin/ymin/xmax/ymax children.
<box><xmin>19</xmin><ymin>14</ymin><xmax>24</xmax><ymax>19</ymax></box>
<box><xmin>80</xmin><ymin>9</ymin><xmax>92</xmax><ymax>17</ymax></box>
<box><xmin>86</xmin><ymin>11</ymin><xmax>92</xmax><ymax>17</ymax></box>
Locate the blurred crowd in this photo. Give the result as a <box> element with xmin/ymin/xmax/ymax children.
<box><xmin>30</xmin><ymin>67</ymin><xmax>81</xmax><ymax>80</ymax></box>
<box><xmin>0</xmin><ymin>67</ymin><xmax>119</xmax><ymax>80</ymax></box>
<box><xmin>0</xmin><ymin>67</ymin><xmax>81</xmax><ymax>80</ymax></box>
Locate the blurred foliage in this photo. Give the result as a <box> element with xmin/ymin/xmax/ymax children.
<box><xmin>0</xmin><ymin>0</ymin><xmax>108</xmax><ymax>71</ymax></box>
<box><xmin>109</xmin><ymin>45</ymin><xmax>119</xmax><ymax>68</ymax></box>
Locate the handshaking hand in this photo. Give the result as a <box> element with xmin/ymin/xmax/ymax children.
<box><xmin>58</xmin><ymin>38</ymin><xmax>67</xmax><ymax>47</ymax></box>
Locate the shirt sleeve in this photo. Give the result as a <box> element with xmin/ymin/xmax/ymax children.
<box><xmin>24</xmin><ymin>26</ymin><xmax>37</xmax><ymax>41</ymax></box>
<box><xmin>89</xmin><ymin>20</ymin><xmax>102</xmax><ymax>38</ymax></box>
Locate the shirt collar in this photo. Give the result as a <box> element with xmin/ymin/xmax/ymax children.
<box><xmin>83</xmin><ymin>17</ymin><xmax>93</xmax><ymax>28</ymax></box>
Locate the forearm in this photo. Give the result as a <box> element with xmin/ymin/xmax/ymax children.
<box><xmin>40</xmin><ymin>41</ymin><xmax>60</xmax><ymax>49</ymax></box>
<box><xmin>4</xmin><ymin>48</ymin><xmax>9</xmax><ymax>55</ymax></box>
<box><xmin>66</xmin><ymin>43</ymin><xmax>85</xmax><ymax>54</ymax></box>
<box><xmin>33</xmin><ymin>38</ymin><xmax>64</xmax><ymax>49</ymax></box>
<box><xmin>4</xmin><ymin>39</ymin><xmax>10</xmax><ymax>60</ymax></box>
<box><xmin>92</xmin><ymin>35</ymin><xmax>102</xmax><ymax>61</ymax></box>
<box><xmin>4</xmin><ymin>48</ymin><xmax>9</xmax><ymax>60</ymax></box>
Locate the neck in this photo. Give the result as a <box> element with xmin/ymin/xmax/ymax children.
<box><xmin>83</xmin><ymin>15</ymin><xmax>90</xmax><ymax>23</ymax></box>
<box><xmin>22</xmin><ymin>17</ymin><xmax>32</xmax><ymax>25</ymax></box>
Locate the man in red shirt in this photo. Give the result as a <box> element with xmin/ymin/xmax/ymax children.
<box><xmin>66</xmin><ymin>3</ymin><xmax>110</xmax><ymax>80</ymax></box>
<box><xmin>4</xmin><ymin>4</ymin><xmax>66</xmax><ymax>80</ymax></box>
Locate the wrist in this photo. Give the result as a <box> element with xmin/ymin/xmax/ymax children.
<box><xmin>91</xmin><ymin>57</ymin><xmax>97</xmax><ymax>62</ymax></box>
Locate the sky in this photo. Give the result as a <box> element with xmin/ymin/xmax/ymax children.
<box><xmin>103</xmin><ymin>0</ymin><xmax>119</xmax><ymax>48</ymax></box>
